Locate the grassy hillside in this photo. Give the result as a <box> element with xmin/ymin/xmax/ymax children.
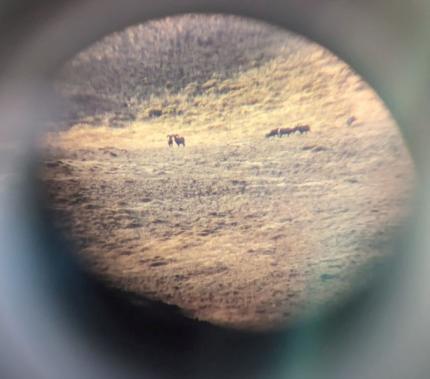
<box><xmin>54</xmin><ymin>14</ymin><xmax>305</xmax><ymax>129</ymax></box>
<box><xmin>49</xmin><ymin>30</ymin><xmax>387</xmax><ymax>149</ymax></box>
<box><xmin>41</xmin><ymin>15</ymin><xmax>414</xmax><ymax>331</ymax></box>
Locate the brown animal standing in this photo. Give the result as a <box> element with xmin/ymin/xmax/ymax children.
<box><xmin>173</xmin><ymin>134</ymin><xmax>185</xmax><ymax>147</ymax></box>
<box><xmin>294</xmin><ymin>125</ymin><xmax>311</xmax><ymax>134</ymax></box>
<box><xmin>346</xmin><ymin>116</ymin><xmax>357</xmax><ymax>126</ymax></box>
<box><xmin>167</xmin><ymin>135</ymin><xmax>174</xmax><ymax>147</ymax></box>
<box><xmin>265</xmin><ymin>128</ymin><xmax>279</xmax><ymax>138</ymax></box>
<box><xmin>278</xmin><ymin>127</ymin><xmax>294</xmax><ymax>137</ymax></box>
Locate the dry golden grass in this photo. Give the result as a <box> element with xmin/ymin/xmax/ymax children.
<box><xmin>41</xmin><ymin>18</ymin><xmax>414</xmax><ymax>331</ymax></box>
<box><xmin>47</xmin><ymin>41</ymin><xmax>389</xmax><ymax>151</ymax></box>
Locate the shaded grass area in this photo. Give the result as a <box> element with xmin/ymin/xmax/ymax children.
<box><xmin>54</xmin><ymin>14</ymin><xmax>304</xmax><ymax>129</ymax></box>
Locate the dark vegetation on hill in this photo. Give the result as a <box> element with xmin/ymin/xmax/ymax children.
<box><xmin>54</xmin><ymin>14</ymin><xmax>303</xmax><ymax>129</ymax></box>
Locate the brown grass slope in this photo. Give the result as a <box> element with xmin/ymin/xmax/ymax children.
<box><xmin>41</xmin><ymin>15</ymin><xmax>415</xmax><ymax>331</ymax></box>
<box><xmin>55</xmin><ymin>14</ymin><xmax>304</xmax><ymax>129</ymax></box>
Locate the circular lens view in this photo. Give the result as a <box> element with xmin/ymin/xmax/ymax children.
<box><xmin>39</xmin><ymin>14</ymin><xmax>415</xmax><ymax>331</ymax></box>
